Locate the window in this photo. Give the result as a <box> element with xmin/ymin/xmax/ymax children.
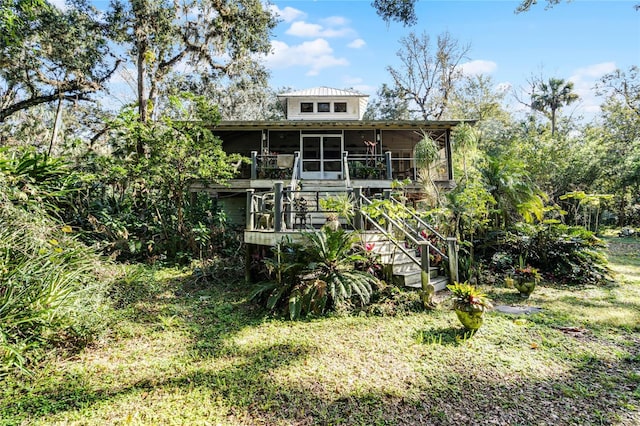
<box><xmin>301</xmin><ymin>102</ymin><xmax>314</xmax><ymax>113</ymax></box>
<box><xmin>334</xmin><ymin>102</ymin><xmax>347</xmax><ymax>112</ymax></box>
<box><xmin>318</xmin><ymin>102</ymin><xmax>330</xmax><ymax>112</ymax></box>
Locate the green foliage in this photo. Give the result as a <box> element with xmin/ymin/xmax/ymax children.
<box><xmin>480</xmin><ymin>154</ymin><xmax>547</xmax><ymax>228</ymax></box>
<box><xmin>107</xmin><ymin>264</ymin><xmax>160</xmax><ymax>309</ymax></box>
<box><xmin>1</xmin><ymin>0</ymin><xmax>115</xmax><ymax>120</ymax></box>
<box><xmin>0</xmin><ymin>201</ymin><xmax>111</xmax><ymax>376</ymax></box>
<box><xmin>531</xmin><ymin>78</ymin><xmax>579</xmax><ymax>136</ymax></box>
<box><xmin>0</xmin><ymin>147</ymin><xmax>77</xmax><ymax>213</ymax></box>
<box><xmin>447</xmin><ymin>281</ymin><xmax>493</xmax><ymax>312</ymax></box>
<box><xmin>372</xmin><ymin>0</ymin><xmax>417</xmax><ymax>26</ymax></box>
<box><xmin>302</xmin><ymin>228</ymin><xmax>377</xmax><ymax>308</ymax></box>
<box><xmin>480</xmin><ymin>222</ymin><xmax>611</xmax><ymax>285</ymax></box>
<box><xmin>250</xmin><ymin>238</ymin><xmax>306</xmax><ymax>318</ymax></box>
<box><xmin>71</xmin><ymin>95</ymin><xmax>243</xmax><ymax>262</ymax></box>
<box><xmin>252</xmin><ymin>229</ymin><xmax>381</xmax><ymax>319</ymax></box>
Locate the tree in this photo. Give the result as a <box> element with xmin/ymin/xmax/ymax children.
<box><xmin>369</xmin><ymin>0</ymin><xmax>640</xmax><ymax>27</ymax></box>
<box><xmin>372</xmin><ymin>0</ymin><xmax>417</xmax><ymax>26</ymax></box>
<box><xmin>591</xmin><ymin>66</ymin><xmax>640</xmax><ymax>225</ymax></box>
<box><xmin>1</xmin><ymin>1</ymin><xmax>119</xmax><ymax>122</ymax></box>
<box><xmin>386</xmin><ymin>31</ymin><xmax>470</xmax><ymax>120</ymax></box>
<box><xmin>363</xmin><ymin>83</ymin><xmax>411</xmax><ymax>120</ymax></box>
<box><xmin>517</xmin><ymin>0</ymin><xmax>640</xmax><ymax>13</ymax></box>
<box><xmin>530</xmin><ymin>77</ymin><xmax>579</xmax><ymax>136</ymax></box>
<box><xmin>1</xmin><ymin>0</ymin><xmax>49</xmax><ymax>47</ymax></box>
<box><xmin>480</xmin><ymin>155</ymin><xmax>546</xmax><ymax>228</ymax></box>
<box><xmin>596</xmin><ymin>65</ymin><xmax>640</xmax><ymax>119</ymax></box>
<box><xmin>106</xmin><ymin>0</ymin><xmax>277</xmax><ymax>125</ymax></box>
<box><xmin>449</xmin><ymin>74</ymin><xmax>510</xmax><ymax>122</ymax></box>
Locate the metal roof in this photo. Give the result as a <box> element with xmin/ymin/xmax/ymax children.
<box><xmin>277</xmin><ymin>87</ymin><xmax>368</xmax><ymax>98</ymax></box>
<box><xmin>212</xmin><ymin>119</ymin><xmax>475</xmax><ymax>131</ymax></box>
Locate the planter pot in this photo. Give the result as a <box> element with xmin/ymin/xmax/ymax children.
<box><xmin>454</xmin><ymin>308</ymin><xmax>485</xmax><ymax>331</ymax></box>
<box><xmin>514</xmin><ymin>278</ymin><xmax>537</xmax><ymax>297</ymax></box>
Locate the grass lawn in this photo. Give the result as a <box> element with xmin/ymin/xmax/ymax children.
<box><xmin>1</xmin><ymin>238</ymin><xmax>639</xmax><ymax>425</ymax></box>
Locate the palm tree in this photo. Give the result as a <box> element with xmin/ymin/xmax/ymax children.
<box><xmin>531</xmin><ymin>78</ymin><xmax>579</xmax><ymax>136</ymax></box>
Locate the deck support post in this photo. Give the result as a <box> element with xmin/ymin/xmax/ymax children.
<box><xmin>447</xmin><ymin>237</ymin><xmax>459</xmax><ymax>284</ymax></box>
<box><xmin>246</xmin><ymin>189</ymin><xmax>255</xmax><ymax>231</ymax></box>
<box><xmin>274</xmin><ymin>181</ymin><xmax>284</xmax><ymax>232</ymax></box>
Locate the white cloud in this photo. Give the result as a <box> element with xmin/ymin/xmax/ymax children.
<box><xmin>265</xmin><ymin>39</ymin><xmax>349</xmax><ymax>76</ymax></box>
<box><xmin>348</xmin><ymin>39</ymin><xmax>366</xmax><ymax>49</ymax></box>
<box><xmin>286</xmin><ymin>21</ymin><xmax>324</xmax><ymax>37</ymax></box>
<box><xmin>460</xmin><ymin>60</ymin><xmax>497</xmax><ymax>76</ymax></box>
<box><xmin>321</xmin><ymin>16</ymin><xmax>349</xmax><ymax>27</ymax></box>
<box><xmin>341</xmin><ymin>76</ymin><xmax>372</xmax><ymax>91</ymax></box>
<box><xmin>572</xmin><ymin>62</ymin><xmax>617</xmax><ymax>78</ymax></box>
<box><xmin>286</xmin><ymin>21</ymin><xmax>355</xmax><ymax>38</ymax></box>
<box><xmin>569</xmin><ymin>62</ymin><xmax>618</xmax><ymax>115</ymax></box>
<box><xmin>268</xmin><ymin>5</ymin><xmax>306</xmax><ymax>23</ymax></box>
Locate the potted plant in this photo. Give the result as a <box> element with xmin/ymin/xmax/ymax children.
<box><xmin>447</xmin><ymin>281</ymin><xmax>493</xmax><ymax>332</ymax></box>
<box><xmin>512</xmin><ymin>265</ymin><xmax>540</xmax><ymax>297</ymax></box>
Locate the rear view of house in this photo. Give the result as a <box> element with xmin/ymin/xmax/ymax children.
<box><xmin>199</xmin><ymin>87</ymin><xmax>470</xmax><ymax>289</ymax></box>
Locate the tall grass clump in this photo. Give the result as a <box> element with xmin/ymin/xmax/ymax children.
<box><xmin>0</xmin><ymin>173</ymin><xmax>111</xmax><ymax>377</ymax></box>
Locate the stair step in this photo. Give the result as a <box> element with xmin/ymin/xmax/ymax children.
<box><xmin>392</xmin><ymin>264</ymin><xmax>439</xmax><ymax>276</ymax></box>
<box><xmin>400</xmin><ymin>274</ymin><xmax>448</xmax><ymax>292</ymax></box>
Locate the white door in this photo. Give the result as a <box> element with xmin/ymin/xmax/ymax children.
<box><xmin>301</xmin><ymin>135</ymin><xmax>342</xmax><ymax>179</ymax></box>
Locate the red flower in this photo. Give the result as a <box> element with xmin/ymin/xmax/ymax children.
<box><xmin>365</xmin><ymin>243</ymin><xmax>375</xmax><ymax>252</ymax></box>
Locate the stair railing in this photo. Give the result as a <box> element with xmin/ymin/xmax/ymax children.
<box><xmin>388</xmin><ymin>196</ymin><xmax>447</xmax><ymax>258</ymax></box>
<box><xmin>359</xmin><ymin>194</ymin><xmax>437</xmax><ymax>285</ymax></box>
<box><xmin>358</xmin><ymin>193</ymin><xmax>458</xmax><ymax>285</ymax></box>
<box><xmin>387</xmin><ymin>196</ymin><xmax>458</xmax><ymax>283</ymax></box>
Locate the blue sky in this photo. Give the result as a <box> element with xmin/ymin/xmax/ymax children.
<box><xmin>263</xmin><ymin>0</ymin><xmax>640</xmax><ymax>118</ymax></box>
<box><xmin>50</xmin><ymin>0</ymin><xmax>640</xmax><ymax>118</ymax></box>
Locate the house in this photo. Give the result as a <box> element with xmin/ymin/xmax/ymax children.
<box><xmin>198</xmin><ymin>87</ymin><xmax>472</xmax><ymax>288</ymax></box>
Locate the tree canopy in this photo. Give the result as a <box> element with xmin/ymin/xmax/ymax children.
<box><xmin>0</xmin><ymin>0</ymin><xmax>118</xmax><ymax>121</ymax></box>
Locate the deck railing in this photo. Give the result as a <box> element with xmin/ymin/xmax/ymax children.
<box><xmin>246</xmin><ymin>182</ymin><xmax>458</xmax><ymax>285</ymax></box>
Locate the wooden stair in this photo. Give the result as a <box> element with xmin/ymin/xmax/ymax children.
<box><xmin>293</xmin><ymin>180</ymin><xmax>351</xmax><ymax>228</ymax></box>
<box><xmin>360</xmin><ymin>231</ymin><xmax>449</xmax><ymax>292</ymax></box>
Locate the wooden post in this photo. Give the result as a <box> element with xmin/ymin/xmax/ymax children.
<box><xmin>245</xmin><ymin>243</ymin><xmax>254</xmax><ymax>284</ymax></box>
<box><xmin>285</xmin><ymin>184</ymin><xmax>293</xmax><ymax>230</ymax></box>
<box><xmin>274</xmin><ymin>181</ymin><xmax>284</xmax><ymax>232</ymax></box>
<box><xmin>251</xmin><ymin>151</ymin><xmax>258</xmax><ymax>180</ymax></box>
<box><xmin>246</xmin><ymin>189</ymin><xmax>255</xmax><ymax>231</ymax></box>
<box><xmin>385</xmin><ymin>151</ymin><xmax>393</xmax><ymax>180</ymax></box>
<box><xmin>447</xmin><ymin>237</ymin><xmax>459</xmax><ymax>284</ymax></box>
<box><xmin>294</xmin><ymin>151</ymin><xmax>301</xmax><ymax>180</ymax></box>
<box><xmin>420</xmin><ymin>241</ymin><xmax>431</xmax><ymax>286</ymax></box>
<box><xmin>353</xmin><ymin>186</ymin><xmax>363</xmax><ymax>231</ymax></box>
<box><xmin>383</xmin><ymin>189</ymin><xmax>392</xmax><ymax>233</ymax></box>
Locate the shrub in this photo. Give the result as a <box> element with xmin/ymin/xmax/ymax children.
<box><xmin>0</xmin><ymin>202</ymin><xmax>111</xmax><ymax>376</ymax></box>
<box><xmin>476</xmin><ymin>222</ymin><xmax>611</xmax><ymax>285</ymax></box>
<box><xmin>251</xmin><ymin>228</ymin><xmax>381</xmax><ymax>319</ymax></box>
